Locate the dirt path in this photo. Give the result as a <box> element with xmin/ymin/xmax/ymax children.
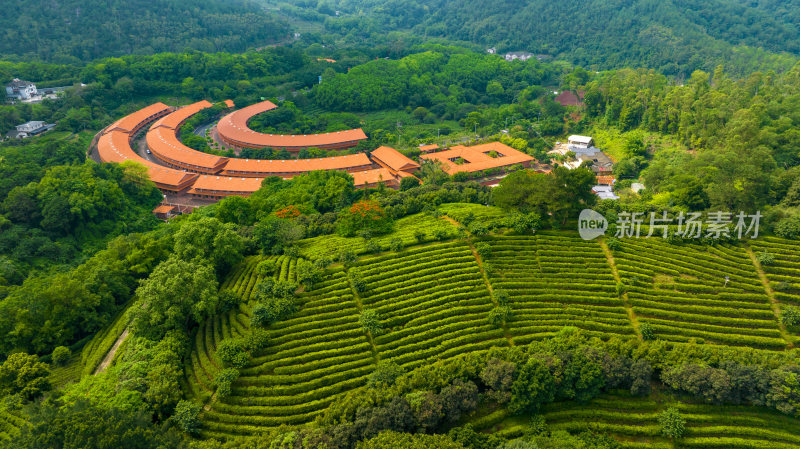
<box><xmin>600</xmin><ymin>239</ymin><xmax>642</xmax><ymax>340</ymax></box>
<box><xmin>444</xmin><ymin>215</ymin><xmax>516</xmax><ymax>346</ymax></box>
<box><xmin>745</xmin><ymin>245</ymin><xmax>794</xmax><ymax>349</ymax></box>
<box><xmin>93</xmin><ymin>328</ymin><xmax>129</xmax><ymax>375</ymax></box>
<box><xmin>345</xmin><ymin>268</ymin><xmax>380</xmax><ymax>363</ymax></box>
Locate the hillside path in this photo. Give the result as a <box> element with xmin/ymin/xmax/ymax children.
<box><xmin>600</xmin><ymin>239</ymin><xmax>642</xmax><ymax>340</ymax></box>
<box><xmin>93</xmin><ymin>328</ymin><xmax>129</xmax><ymax>375</ymax></box>
<box><xmin>745</xmin><ymin>246</ymin><xmax>794</xmax><ymax>349</ymax></box>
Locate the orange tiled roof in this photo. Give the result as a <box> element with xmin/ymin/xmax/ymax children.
<box><xmin>419</xmin><ymin>144</ymin><xmax>440</xmax><ymax>153</ymax></box>
<box><xmin>220</xmin><ymin>153</ymin><xmax>372</xmax><ymax>177</ymax></box>
<box><xmin>106</xmin><ymin>103</ymin><xmax>171</xmax><ymax>134</ymax></box>
<box><xmin>351</xmin><ymin>168</ymin><xmax>398</xmax><ymax>187</ymax></box>
<box><xmin>153</xmin><ymin>204</ymin><xmax>177</xmax><ymax>214</ymax></box>
<box><xmin>420</xmin><ymin>141</ymin><xmax>534</xmax><ymax>174</ymax></box>
<box><xmin>190</xmin><ymin>175</ymin><xmax>265</xmax><ymax>194</ymax></box>
<box><xmin>371</xmin><ymin>146</ymin><xmax>420</xmax><ymax>172</ymax></box>
<box><xmin>596</xmin><ymin>175</ymin><xmax>616</xmax><ymax>185</ymax></box>
<box><xmin>151</xmin><ymin>100</ymin><xmax>213</xmax><ymax>130</ymax></box>
<box><xmin>224</xmin><ymin>99</ymin><xmax>235</xmax><ymax>108</ymax></box>
<box><xmin>217</xmin><ymin>100</ymin><xmax>368</xmax><ymax>149</ymax></box>
<box><xmin>96</xmin><ymin>131</ymin><xmax>198</xmax><ymax>189</ymax></box>
<box><xmin>146</xmin><ymin>126</ymin><xmax>229</xmax><ymax>173</ymax></box>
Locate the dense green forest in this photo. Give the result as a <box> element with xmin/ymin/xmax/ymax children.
<box><xmin>275</xmin><ymin>0</ymin><xmax>800</xmax><ymax>76</ymax></box>
<box><xmin>0</xmin><ymin>0</ymin><xmax>289</xmax><ymax>62</ymax></box>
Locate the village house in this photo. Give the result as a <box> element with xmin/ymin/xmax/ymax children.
<box><xmin>592</xmin><ymin>185</ymin><xmax>619</xmax><ymax>200</ymax></box>
<box><xmin>6</xmin><ymin>121</ymin><xmax>56</xmax><ymax>139</ymax></box>
<box><xmin>5</xmin><ymin>78</ymin><xmax>37</xmax><ymax>100</ymax></box>
<box><xmin>567</xmin><ymin>135</ymin><xmax>593</xmax><ymax>148</ymax></box>
<box><xmin>504</xmin><ymin>52</ymin><xmax>534</xmax><ymax>62</ymax></box>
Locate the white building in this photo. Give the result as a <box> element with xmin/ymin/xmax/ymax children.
<box><xmin>592</xmin><ymin>185</ymin><xmax>619</xmax><ymax>200</ymax></box>
<box><xmin>504</xmin><ymin>52</ymin><xmax>534</xmax><ymax>62</ymax></box>
<box><xmin>7</xmin><ymin>121</ymin><xmax>55</xmax><ymax>139</ymax></box>
<box><xmin>5</xmin><ymin>79</ymin><xmax>37</xmax><ymax>100</ymax></box>
<box><xmin>567</xmin><ymin>135</ymin><xmax>593</xmax><ymax>148</ymax></box>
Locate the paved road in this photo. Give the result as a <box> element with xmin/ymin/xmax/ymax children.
<box><xmin>194</xmin><ymin>121</ymin><xmax>214</xmax><ymax>137</ymax></box>
<box><xmin>133</xmin><ymin>135</ymin><xmax>162</xmax><ymax>163</ymax></box>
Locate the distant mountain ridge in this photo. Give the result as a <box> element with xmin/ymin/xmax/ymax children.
<box><xmin>0</xmin><ymin>0</ymin><xmax>290</xmax><ymax>63</ymax></box>
<box><xmin>327</xmin><ymin>0</ymin><xmax>800</xmax><ymax>75</ymax></box>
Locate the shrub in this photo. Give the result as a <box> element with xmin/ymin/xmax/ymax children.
<box><xmin>368</xmin><ymin>361</ymin><xmax>405</xmax><ymax>388</ymax></box>
<box><xmin>775</xmin><ymin>215</ymin><xmax>800</xmax><ymax>240</ymax></box>
<box><xmin>339</xmin><ymin>250</ymin><xmax>357</xmax><ymax>264</ymax></box>
<box><xmin>271</xmin><ymin>280</ymin><xmax>298</xmax><ymax>299</ymax></box>
<box><xmin>52</xmin><ymin>346</ymin><xmax>71</xmax><ymax>366</ymax></box>
<box><xmin>251</xmin><ymin>296</ymin><xmax>297</xmax><ymax>327</ymax></box>
<box><xmin>467</xmin><ymin>221</ymin><xmax>489</xmax><ymax>236</ymax></box>
<box><xmin>780</xmin><ymin>306</ymin><xmax>800</xmax><ymax>327</ymax></box>
<box><xmin>615</xmin><ymin>282</ymin><xmax>627</xmax><ymax>296</ymax></box>
<box><xmin>390</xmin><ymin>238</ymin><xmax>403</xmax><ymax>252</ymax></box>
<box><xmin>365</xmin><ymin>239</ymin><xmax>382</xmax><ymax>254</ymax></box>
<box><xmin>414</xmin><ymin>230</ymin><xmax>427</xmax><ymax>243</ymax></box>
<box><xmin>215</xmin><ymin>368</ymin><xmax>239</xmax><ymax>399</ymax></box>
<box><xmin>283</xmin><ymin>245</ymin><xmax>300</xmax><ymax>258</ymax></box>
<box><xmin>216</xmin><ymin>338</ymin><xmax>250</xmax><ymax>368</ymax></box>
<box><xmin>256</xmin><ymin>259</ymin><xmax>278</xmax><ymax>277</ymax></box>
<box><xmin>461</xmin><ymin>212</ymin><xmax>476</xmax><ymax>226</ymax></box>
<box><xmin>400</xmin><ymin>177</ymin><xmax>420</xmax><ymax>191</ymax></box>
<box><xmin>314</xmin><ymin>257</ymin><xmax>332</xmax><ymax>270</ymax></box>
<box><xmin>433</xmin><ymin>229</ymin><xmax>450</xmax><ymax>241</ymax></box>
<box><xmin>488</xmin><ymin>306</ymin><xmax>513</xmax><ymax>327</ymax></box>
<box><xmin>507</xmin><ymin>212</ymin><xmax>541</xmax><ymax>234</ymax></box>
<box><xmin>659</xmin><ymin>407</ymin><xmax>686</xmax><ymax>439</ymax></box>
<box><xmin>493</xmin><ymin>289</ymin><xmax>509</xmax><ymax>306</ymax></box>
<box><xmin>774</xmin><ymin>281</ymin><xmax>790</xmax><ymax>291</ymax></box>
<box><xmin>475</xmin><ymin>242</ymin><xmax>492</xmax><ymax>259</ymax></box>
<box><xmin>296</xmin><ymin>258</ymin><xmax>322</xmax><ymax>290</ymax></box>
<box><xmin>756</xmin><ymin>250</ymin><xmax>775</xmax><ymax>266</ymax></box>
<box><xmin>218</xmin><ymin>289</ymin><xmax>240</xmax><ymax>313</ymax></box>
<box><xmin>639</xmin><ymin>322</ymin><xmax>655</xmax><ymax>341</ymax></box>
<box><xmin>359</xmin><ymin>309</ymin><xmax>383</xmax><ymax>335</ymax></box>
<box><xmin>172</xmin><ymin>400</ymin><xmax>202</xmax><ymax>435</ymax></box>
<box><xmin>349</xmin><ymin>268</ymin><xmax>367</xmax><ymax>293</ymax></box>
<box><xmin>245</xmin><ymin>328</ymin><xmax>270</xmax><ymax>351</ymax></box>
<box><xmin>606</xmin><ymin>237</ymin><xmax>622</xmax><ymax>251</ymax></box>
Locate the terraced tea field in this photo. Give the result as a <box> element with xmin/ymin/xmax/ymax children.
<box><xmin>613</xmin><ymin>238</ymin><xmax>788</xmax><ymax>349</ymax></box>
<box><xmin>476</xmin><ymin>395</ymin><xmax>800</xmax><ymax>449</ymax></box>
<box><xmin>185</xmin><ymin>223</ymin><xmax>800</xmax><ymax>438</ymax></box>
<box><xmin>479</xmin><ymin>232</ymin><xmax>636</xmax><ymax>344</ymax></box>
<box><xmin>355</xmin><ymin>240</ymin><xmax>508</xmax><ymax>370</ymax></box>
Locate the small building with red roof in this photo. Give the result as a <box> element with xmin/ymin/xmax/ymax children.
<box><xmin>420</xmin><ymin>142</ymin><xmax>534</xmax><ymax>175</ymax></box>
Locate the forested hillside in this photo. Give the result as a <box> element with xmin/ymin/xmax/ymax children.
<box><xmin>0</xmin><ymin>0</ymin><xmax>289</xmax><ymax>62</ymax></box>
<box><xmin>308</xmin><ymin>0</ymin><xmax>800</xmax><ymax>76</ymax></box>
